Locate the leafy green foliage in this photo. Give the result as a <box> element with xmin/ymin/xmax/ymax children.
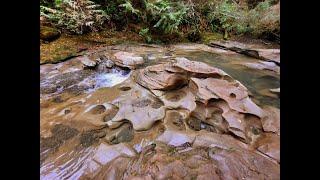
<box><xmin>207</xmin><ymin>0</ymin><xmax>248</xmax><ymax>34</ymax></box>
<box><xmin>139</xmin><ymin>27</ymin><xmax>152</xmax><ymax>43</ymax></box>
<box><xmin>206</xmin><ymin>0</ymin><xmax>279</xmax><ymax>37</ymax></box>
<box><xmin>40</xmin><ymin>0</ymin><xmax>280</xmax><ymax>40</ymax></box>
<box><xmin>119</xmin><ymin>0</ymin><xmax>188</xmax><ymax>34</ymax></box>
<box><xmin>247</xmin><ymin>0</ymin><xmax>279</xmax><ymax>36</ymax></box>
<box><xmin>40</xmin><ymin>0</ymin><xmax>109</xmax><ymax>34</ymax></box>
<box><xmin>150</xmin><ymin>1</ymin><xmax>188</xmax><ymax>34</ymax></box>
<box><xmin>120</xmin><ymin>0</ymin><xmax>140</xmax><ymax>15</ymax></box>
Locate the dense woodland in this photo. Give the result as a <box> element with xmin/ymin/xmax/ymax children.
<box><xmin>40</xmin><ymin>0</ymin><xmax>280</xmax><ymax>43</ymax></box>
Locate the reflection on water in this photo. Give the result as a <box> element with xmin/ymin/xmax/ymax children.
<box><xmin>175</xmin><ymin>51</ymin><xmax>280</xmax><ymax>108</ymax></box>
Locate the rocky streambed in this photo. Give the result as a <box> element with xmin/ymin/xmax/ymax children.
<box><xmin>40</xmin><ymin>43</ymin><xmax>280</xmax><ymax>179</ymax></box>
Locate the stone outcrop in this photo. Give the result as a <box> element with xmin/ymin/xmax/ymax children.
<box><xmin>111</xmin><ymin>51</ymin><xmax>144</xmax><ymax>69</ymax></box>
<box><xmin>41</xmin><ymin>51</ymin><xmax>280</xmax><ymax>179</ymax></box>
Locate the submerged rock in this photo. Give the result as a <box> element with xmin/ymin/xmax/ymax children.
<box><xmin>208</xmin><ymin>40</ymin><xmax>280</xmax><ymax>65</ymax></box>
<box><xmin>243</xmin><ymin>61</ymin><xmax>280</xmax><ymax>73</ymax></box>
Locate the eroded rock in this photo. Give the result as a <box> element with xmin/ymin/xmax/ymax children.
<box><xmin>189</xmin><ymin>77</ymin><xmax>219</xmax><ymax>105</ymax></box>
<box><xmin>261</xmin><ymin>106</ymin><xmax>280</xmax><ymax>134</ymax></box>
<box><xmin>111</xmin><ymin>83</ymin><xmax>166</xmax><ymax>131</ymax></box>
<box><xmin>104</xmin><ymin>122</ymin><xmax>134</xmax><ymax>144</ymax></box>
<box><xmin>256</xmin><ymin>133</ymin><xmax>280</xmax><ymax>163</ymax></box>
<box><xmin>191</xmin><ymin>77</ymin><xmax>263</xmax><ymax>118</ymax></box>
<box><xmin>156</xmin><ymin>129</ymin><xmax>196</xmax><ymax>146</ymax></box>
<box><xmin>112</xmin><ymin>51</ymin><xmax>144</xmax><ymax>69</ymax></box>
<box><xmin>92</xmin><ymin>143</ymin><xmax>136</xmax><ymax>166</ymax></box>
<box><xmin>79</xmin><ymin>55</ymin><xmax>97</xmax><ymax>68</ymax></box>
<box><xmin>136</xmin><ymin>63</ymin><xmax>188</xmax><ymax>90</ymax></box>
<box><xmin>41</xmin><ymin>50</ymin><xmax>280</xmax><ymax>179</ymax></box>
<box><xmin>153</xmin><ymin>86</ymin><xmax>197</xmax><ymax>112</ymax></box>
<box><xmin>163</xmin><ymin>110</ymin><xmax>188</xmax><ymax>131</ymax></box>
<box><xmin>192</xmin><ymin>102</ymin><xmax>229</xmax><ymax>134</ymax></box>
<box><xmin>173</xmin><ymin>57</ymin><xmax>228</xmax><ymax>78</ymax></box>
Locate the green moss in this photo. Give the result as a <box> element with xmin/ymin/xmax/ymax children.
<box><xmin>40</xmin><ymin>26</ymin><xmax>60</xmax><ymax>41</ymax></box>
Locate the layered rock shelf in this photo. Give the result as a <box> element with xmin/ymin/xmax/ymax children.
<box><xmin>40</xmin><ymin>44</ymin><xmax>280</xmax><ymax>179</ymax></box>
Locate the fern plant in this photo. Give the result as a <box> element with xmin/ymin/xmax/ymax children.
<box><xmin>119</xmin><ymin>0</ymin><xmax>140</xmax><ymax>15</ymax></box>
<box><xmin>207</xmin><ymin>0</ymin><xmax>247</xmax><ymax>35</ymax></box>
<box><xmin>145</xmin><ymin>0</ymin><xmax>188</xmax><ymax>34</ymax></box>
<box><xmin>139</xmin><ymin>27</ymin><xmax>152</xmax><ymax>43</ymax></box>
<box><xmin>119</xmin><ymin>0</ymin><xmax>188</xmax><ymax>34</ymax></box>
<box><xmin>40</xmin><ymin>0</ymin><xmax>109</xmax><ymax>34</ymax></box>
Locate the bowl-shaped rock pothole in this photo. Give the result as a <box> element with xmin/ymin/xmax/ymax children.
<box><xmin>118</xmin><ymin>86</ymin><xmax>132</xmax><ymax>91</ymax></box>
<box><xmin>103</xmin><ymin>104</ymin><xmax>119</xmax><ymax>122</ymax></box>
<box><xmin>164</xmin><ymin>90</ymin><xmax>187</xmax><ymax>102</ymax></box>
<box><xmin>186</xmin><ymin>116</ymin><xmax>202</xmax><ymax>131</ymax></box>
<box><xmin>164</xmin><ymin>110</ymin><xmax>187</xmax><ymax>131</ymax></box>
<box><xmin>88</xmin><ymin>105</ymin><xmax>106</xmax><ymax>114</ymax></box>
<box><xmin>104</xmin><ymin>122</ymin><xmax>134</xmax><ymax>145</ymax></box>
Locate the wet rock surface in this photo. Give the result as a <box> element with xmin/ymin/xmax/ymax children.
<box><xmin>136</xmin><ymin>63</ymin><xmax>189</xmax><ymax>90</ymax></box>
<box><xmin>41</xmin><ymin>44</ymin><xmax>280</xmax><ymax>179</ymax></box>
<box><xmin>242</xmin><ymin>61</ymin><xmax>280</xmax><ymax>73</ymax></box>
<box><xmin>112</xmin><ymin>51</ymin><xmax>144</xmax><ymax>69</ymax></box>
<box><xmin>208</xmin><ymin>40</ymin><xmax>280</xmax><ymax>65</ymax></box>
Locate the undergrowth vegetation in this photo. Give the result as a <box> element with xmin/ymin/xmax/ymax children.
<box><xmin>40</xmin><ymin>0</ymin><xmax>280</xmax><ymax>42</ymax></box>
<box><xmin>40</xmin><ymin>0</ymin><xmax>108</xmax><ymax>34</ymax></box>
